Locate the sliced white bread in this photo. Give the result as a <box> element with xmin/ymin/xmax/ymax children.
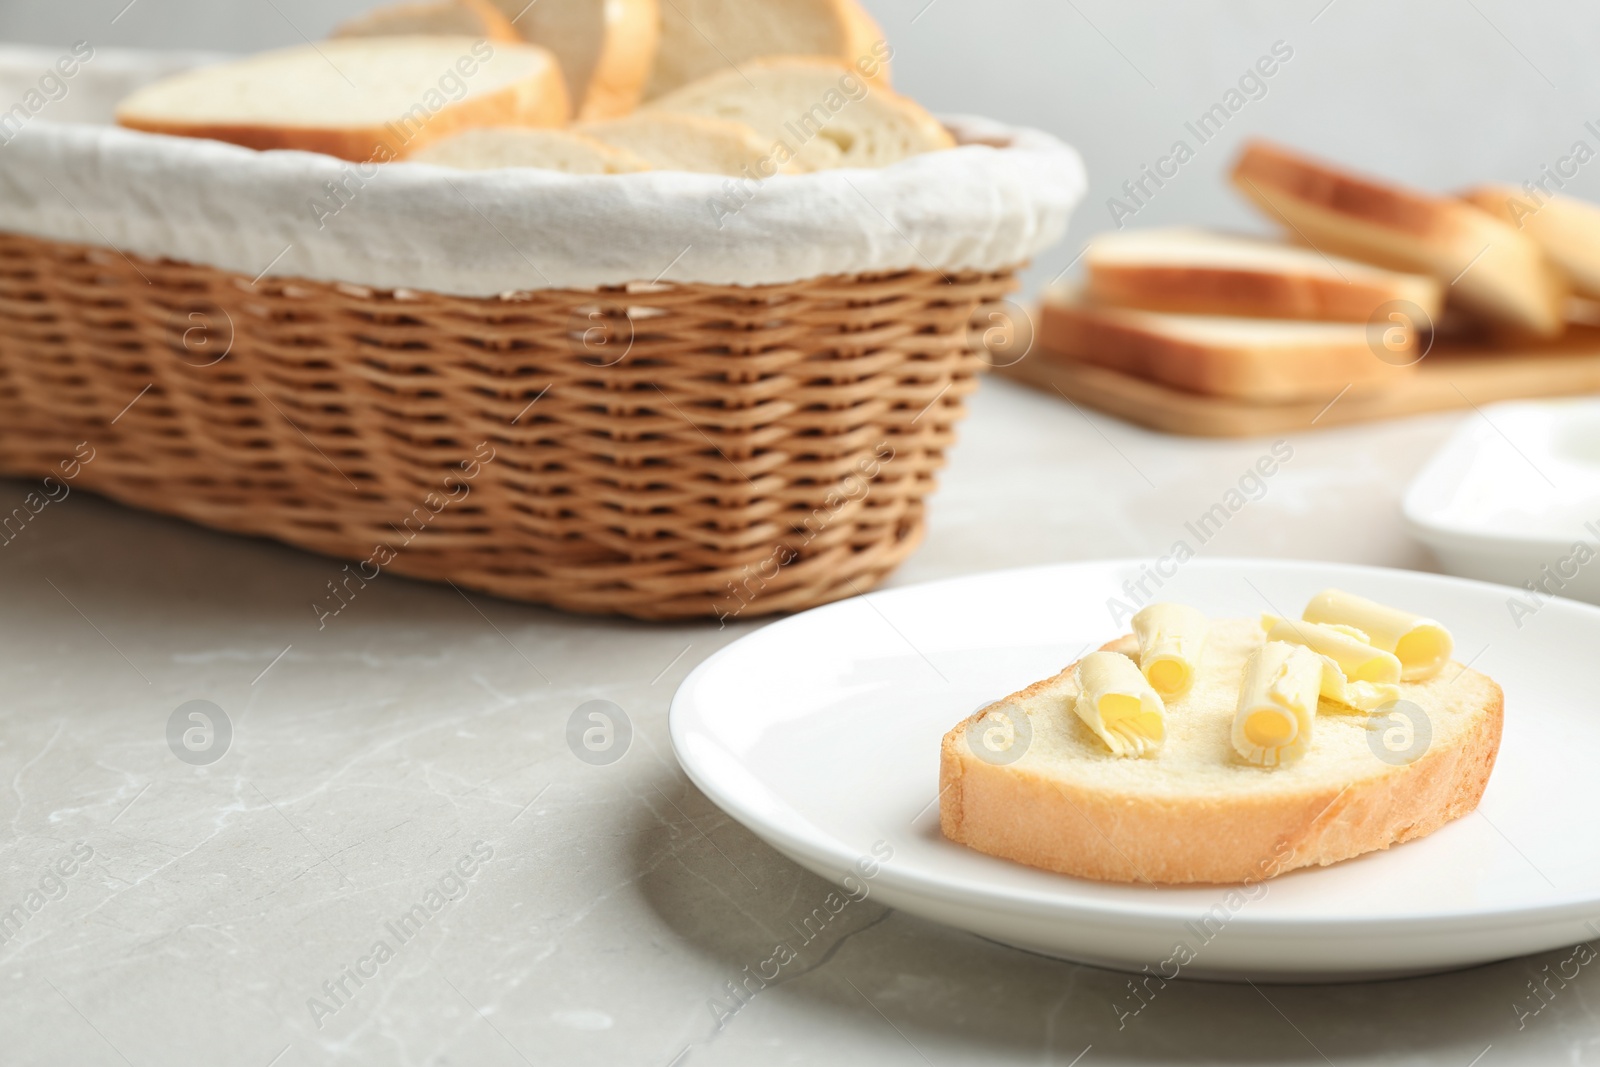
<box><xmin>1232</xmin><ymin>140</ymin><xmax>1567</xmax><ymax>339</ymax></box>
<box><xmin>408</xmin><ymin>126</ymin><xmax>651</xmax><ymax>171</ymax></box>
<box><xmin>115</xmin><ymin>37</ymin><xmax>569</xmax><ymax>162</ymax></box>
<box><xmin>645</xmin><ymin>58</ymin><xmax>950</xmax><ymax>172</ymax></box>
<box><xmin>1039</xmin><ymin>287</ymin><xmax>1416</xmax><ymax>402</ymax></box>
<box><xmin>576</xmin><ymin>113</ymin><xmax>785</xmax><ymax>175</ymax></box>
<box><xmin>940</xmin><ymin>619</ymin><xmax>1503</xmax><ymax>885</ymax></box>
<box><xmin>332</xmin><ymin>0</ymin><xmax>520</xmax><ymax>42</ymax></box>
<box><xmin>484</xmin><ymin>0</ymin><xmax>659</xmax><ymax>120</ymax></box>
<box><xmin>645</xmin><ymin>0</ymin><xmax>889</xmax><ymax>100</ymax></box>
<box><xmin>1462</xmin><ymin>184</ymin><xmax>1600</xmax><ymax>302</ymax></box>
<box><xmin>1087</xmin><ymin>227</ymin><xmax>1444</xmax><ymax>324</ymax></box>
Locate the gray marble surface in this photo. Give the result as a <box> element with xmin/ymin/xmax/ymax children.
<box><xmin>0</xmin><ymin>378</ymin><xmax>1590</xmax><ymax>1067</ymax></box>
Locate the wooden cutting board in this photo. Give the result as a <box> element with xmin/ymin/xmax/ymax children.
<box><xmin>996</xmin><ymin>321</ymin><xmax>1600</xmax><ymax>438</ymax></box>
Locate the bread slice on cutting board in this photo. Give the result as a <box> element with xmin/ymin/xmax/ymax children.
<box><xmin>483</xmin><ymin>0</ymin><xmax>659</xmax><ymax>120</ymax></box>
<box><xmin>939</xmin><ymin>619</ymin><xmax>1503</xmax><ymax>885</ymax></box>
<box><xmin>646</xmin><ymin>58</ymin><xmax>950</xmax><ymax>171</ymax></box>
<box><xmin>1231</xmin><ymin>140</ymin><xmax>1567</xmax><ymax>339</ymax></box>
<box><xmin>577</xmin><ymin>113</ymin><xmax>789</xmax><ymax>175</ymax></box>
<box><xmin>332</xmin><ymin>0</ymin><xmax>520</xmax><ymax>42</ymax></box>
<box><xmin>1461</xmin><ymin>184</ymin><xmax>1600</xmax><ymax>303</ymax></box>
<box><xmin>115</xmin><ymin>37</ymin><xmax>570</xmax><ymax>161</ymax></box>
<box><xmin>1039</xmin><ymin>287</ymin><xmax>1417</xmax><ymax>402</ymax></box>
<box><xmin>645</xmin><ymin>0</ymin><xmax>889</xmax><ymax>100</ymax></box>
<box><xmin>407</xmin><ymin>126</ymin><xmax>651</xmax><ymax>171</ymax></box>
<box><xmin>1087</xmin><ymin>227</ymin><xmax>1444</xmax><ymax>323</ymax></box>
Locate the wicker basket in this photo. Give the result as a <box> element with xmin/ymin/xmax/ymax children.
<box><xmin>0</xmin><ymin>229</ymin><xmax>1015</xmax><ymax>619</ymax></box>
<box><xmin>0</xmin><ymin>48</ymin><xmax>1083</xmax><ymax>620</ymax></box>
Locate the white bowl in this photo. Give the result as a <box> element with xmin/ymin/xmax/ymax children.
<box><xmin>1404</xmin><ymin>399</ymin><xmax>1600</xmax><ymax>604</ymax></box>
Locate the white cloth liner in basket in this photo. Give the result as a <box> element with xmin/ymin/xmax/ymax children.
<box><xmin>0</xmin><ymin>44</ymin><xmax>1085</xmax><ymax>295</ymax></box>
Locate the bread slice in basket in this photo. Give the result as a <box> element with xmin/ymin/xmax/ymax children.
<box><xmin>408</xmin><ymin>127</ymin><xmax>651</xmax><ymax>172</ymax></box>
<box><xmin>332</xmin><ymin>0</ymin><xmax>520</xmax><ymax>43</ymax></box>
<box><xmin>939</xmin><ymin>619</ymin><xmax>1503</xmax><ymax>885</ymax></box>
<box><xmin>1231</xmin><ymin>140</ymin><xmax>1567</xmax><ymax>338</ymax></box>
<box><xmin>1086</xmin><ymin>227</ymin><xmax>1443</xmax><ymax>323</ymax></box>
<box><xmin>115</xmin><ymin>38</ymin><xmax>569</xmax><ymax>161</ymax></box>
<box><xmin>577</xmin><ymin>113</ymin><xmax>790</xmax><ymax>176</ymax></box>
<box><xmin>645</xmin><ymin>0</ymin><xmax>888</xmax><ymax>100</ymax></box>
<box><xmin>646</xmin><ymin>58</ymin><xmax>951</xmax><ymax>171</ymax></box>
<box><xmin>483</xmin><ymin>0</ymin><xmax>659</xmax><ymax>120</ymax></box>
<box><xmin>1039</xmin><ymin>287</ymin><xmax>1416</xmax><ymax>402</ymax></box>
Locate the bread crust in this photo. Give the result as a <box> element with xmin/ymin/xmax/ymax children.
<box><xmin>1088</xmin><ymin>262</ymin><xmax>1440</xmax><ymax>323</ymax></box>
<box><xmin>117</xmin><ymin>57</ymin><xmax>570</xmax><ymax>162</ymax></box>
<box><xmin>834</xmin><ymin>0</ymin><xmax>893</xmax><ymax>87</ymax></box>
<box><xmin>1231</xmin><ymin>140</ymin><xmax>1567</xmax><ymax>338</ymax></box>
<box><xmin>939</xmin><ymin>642</ymin><xmax>1504</xmax><ymax>885</ymax></box>
<box><xmin>574</xmin><ymin>0</ymin><xmax>660</xmax><ymax>120</ymax></box>
<box><xmin>1038</xmin><ymin>297</ymin><xmax>1413</xmax><ymax>402</ymax></box>
<box><xmin>1233</xmin><ymin>139</ymin><xmax>1457</xmax><ymax>242</ymax></box>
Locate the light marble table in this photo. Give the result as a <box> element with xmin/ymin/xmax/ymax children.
<box><xmin>0</xmin><ymin>377</ymin><xmax>1585</xmax><ymax>1066</ymax></box>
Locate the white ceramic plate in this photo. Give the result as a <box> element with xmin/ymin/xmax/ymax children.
<box><xmin>670</xmin><ymin>559</ymin><xmax>1600</xmax><ymax>982</ymax></box>
<box><xmin>1405</xmin><ymin>398</ymin><xmax>1600</xmax><ymax>604</ymax></box>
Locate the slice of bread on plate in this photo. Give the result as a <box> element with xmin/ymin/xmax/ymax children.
<box><xmin>332</xmin><ymin>0</ymin><xmax>520</xmax><ymax>42</ymax></box>
<box><xmin>408</xmin><ymin>126</ymin><xmax>651</xmax><ymax>171</ymax></box>
<box><xmin>939</xmin><ymin>618</ymin><xmax>1503</xmax><ymax>885</ymax></box>
<box><xmin>645</xmin><ymin>0</ymin><xmax>889</xmax><ymax>100</ymax></box>
<box><xmin>1039</xmin><ymin>287</ymin><xmax>1415</xmax><ymax>402</ymax></box>
<box><xmin>1232</xmin><ymin>140</ymin><xmax>1567</xmax><ymax>339</ymax></box>
<box><xmin>1461</xmin><ymin>184</ymin><xmax>1600</xmax><ymax>303</ymax></box>
<box><xmin>577</xmin><ymin>113</ymin><xmax>787</xmax><ymax>175</ymax></box>
<box><xmin>484</xmin><ymin>0</ymin><xmax>659</xmax><ymax>120</ymax></box>
<box><xmin>646</xmin><ymin>58</ymin><xmax>950</xmax><ymax>171</ymax></box>
<box><xmin>1087</xmin><ymin>227</ymin><xmax>1443</xmax><ymax>323</ymax></box>
<box><xmin>115</xmin><ymin>37</ymin><xmax>569</xmax><ymax>161</ymax></box>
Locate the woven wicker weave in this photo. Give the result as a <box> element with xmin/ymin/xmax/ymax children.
<box><xmin>0</xmin><ymin>231</ymin><xmax>1013</xmax><ymax>619</ymax></box>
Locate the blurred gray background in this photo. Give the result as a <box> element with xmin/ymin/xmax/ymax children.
<box><xmin>1</xmin><ymin>0</ymin><xmax>1593</xmax><ymax>295</ymax></box>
